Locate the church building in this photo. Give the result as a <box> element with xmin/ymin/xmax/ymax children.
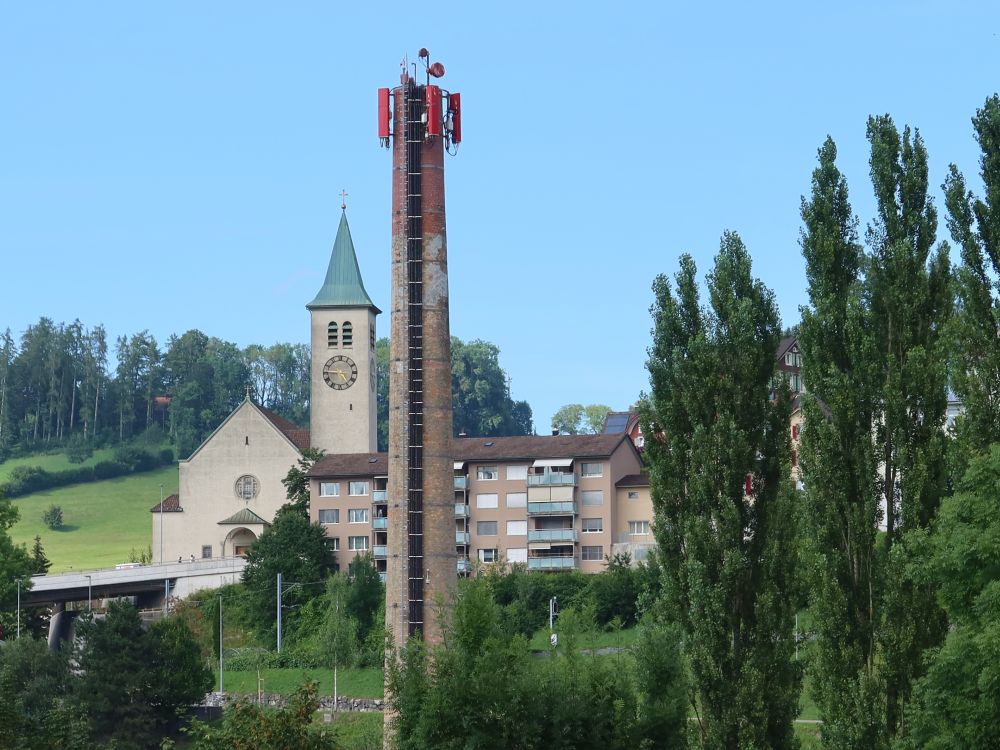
<box><xmin>150</xmin><ymin>208</ymin><xmax>379</xmax><ymax>562</ymax></box>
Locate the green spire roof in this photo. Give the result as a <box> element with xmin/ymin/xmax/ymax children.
<box><xmin>307</xmin><ymin>210</ymin><xmax>379</xmax><ymax>311</ymax></box>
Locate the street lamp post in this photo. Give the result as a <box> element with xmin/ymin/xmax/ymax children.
<box><xmin>16</xmin><ymin>578</ymin><xmax>21</xmax><ymax>639</ymax></box>
<box><xmin>85</xmin><ymin>574</ymin><xmax>92</xmax><ymax>612</ymax></box>
<box><xmin>159</xmin><ymin>483</ymin><xmax>164</xmax><ymax>564</ymax></box>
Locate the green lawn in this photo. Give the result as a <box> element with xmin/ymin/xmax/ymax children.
<box><xmin>223</xmin><ymin>667</ymin><xmax>383</xmax><ymax>698</ymax></box>
<box><xmin>9</xmin><ymin>465</ymin><xmax>179</xmax><ymax>572</ymax></box>
<box><xmin>528</xmin><ymin>624</ymin><xmax>640</xmax><ymax>651</ymax></box>
<box><xmin>0</xmin><ymin>448</ymin><xmax>119</xmax><ymax>483</ymax></box>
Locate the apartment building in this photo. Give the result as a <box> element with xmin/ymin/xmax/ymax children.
<box><xmin>308</xmin><ymin>433</ymin><xmax>651</xmax><ymax>577</ymax></box>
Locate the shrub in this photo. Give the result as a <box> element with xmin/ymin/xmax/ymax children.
<box><xmin>114</xmin><ymin>446</ymin><xmax>158</xmax><ymax>472</ymax></box>
<box><xmin>42</xmin><ymin>504</ymin><xmax>63</xmax><ymax>530</ymax></box>
<box><xmin>93</xmin><ymin>460</ymin><xmax>129</xmax><ymax>480</ymax></box>
<box><xmin>159</xmin><ymin>448</ymin><xmax>175</xmax><ymax>465</ymax></box>
<box><xmin>65</xmin><ymin>435</ymin><xmax>93</xmax><ymax>464</ymax></box>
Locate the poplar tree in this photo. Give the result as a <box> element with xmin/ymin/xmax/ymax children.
<box><xmin>798</xmin><ymin>121</ymin><xmax>951</xmax><ymax>748</ymax></box>
<box><xmin>643</xmin><ymin>233</ymin><xmax>800</xmax><ymax>750</ymax></box>
<box><xmin>798</xmin><ymin>138</ymin><xmax>883</xmax><ymax>748</ymax></box>
<box><xmin>944</xmin><ymin>94</ymin><xmax>1000</xmax><ymax>453</ymax></box>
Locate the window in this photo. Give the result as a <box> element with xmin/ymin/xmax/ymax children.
<box><xmin>327</xmin><ymin>322</ymin><xmax>338</xmax><ymax>348</ymax></box>
<box><xmin>234</xmin><ymin>475</ymin><xmax>259</xmax><ymax>501</ymax></box>
<box><xmin>319</xmin><ymin>482</ymin><xmax>340</xmax><ymax>497</ymax></box>
<box><xmin>581</xmin><ymin>517</ymin><xmax>603</xmax><ymax>533</ymax></box>
<box><xmin>582</xmin><ymin>545</ymin><xmax>603</xmax><ymax>561</ymax></box>
<box><xmin>581</xmin><ymin>462</ymin><xmax>603</xmax><ymax>477</ymax></box>
<box><xmin>507</xmin><ymin>548</ymin><xmax>527</xmax><ymax>563</ymax></box>
<box><xmin>348</xmin><ymin>536</ymin><xmax>369</xmax><ymax>551</ymax></box>
<box><xmin>627</xmin><ymin>491</ymin><xmax>639</xmax><ymax>500</ymax></box>
<box><xmin>506</xmin><ymin>465</ymin><xmax>528</xmax><ymax>481</ymax></box>
<box><xmin>506</xmin><ymin>492</ymin><xmax>527</xmax><ymax>508</ymax></box>
<box><xmin>791</xmin><ymin>450</ymin><xmax>798</xmax><ymax>468</ymax></box>
<box><xmin>201</xmin><ymin>545</ymin><xmax>212</xmax><ymax>559</ymax></box>
<box><xmin>349</xmin><ymin>481</ymin><xmax>369</xmax><ymax>496</ymax></box>
<box><xmin>477</xmin><ymin>520</ymin><xmax>498</xmax><ymax>536</ymax></box>
<box><xmin>476</xmin><ymin>493</ymin><xmax>498</xmax><ymax>509</ymax></box>
<box><xmin>342</xmin><ymin>321</ymin><xmax>353</xmax><ymax>347</ymax></box>
<box><xmin>370</xmin><ymin>327</ymin><xmax>375</xmax><ymax>350</ymax></box>
<box><xmin>506</xmin><ymin>520</ymin><xmax>527</xmax><ymax>536</ymax></box>
<box><xmin>791</xmin><ymin>424</ymin><xmax>799</xmax><ymax>440</ymax></box>
<box><xmin>319</xmin><ymin>509</ymin><xmax>340</xmax><ymax>524</ymax></box>
<box><xmin>581</xmin><ymin>490</ymin><xmax>603</xmax><ymax>506</ymax></box>
<box><xmin>628</xmin><ymin>520</ymin><xmax>651</xmax><ymax>536</ymax></box>
<box><xmin>478</xmin><ymin>548</ymin><xmax>499</xmax><ymax>563</ymax></box>
<box><xmin>477</xmin><ymin>465</ymin><xmax>499</xmax><ymax>480</ymax></box>
<box><xmin>326</xmin><ymin>537</ymin><xmax>340</xmax><ymax>552</ymax></box>
<box><xmin>745</xmin><ymin>474</ymin><xmax>753</xmax><ymax>496</ymax></box>
<box><xmin>348</xmin><ymin>508</ymin><xmax>369</xmax><ymax>524</ymax></box>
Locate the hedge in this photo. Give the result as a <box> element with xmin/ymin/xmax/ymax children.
<box><xmin>0</xmin><ymin>447</ymin><xmax>173</xmax><ymax>499</ymax></box>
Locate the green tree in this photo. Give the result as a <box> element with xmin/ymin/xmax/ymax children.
<box><xmin>552</xmin><ymin>403</ymin><xmax>612</xmax><ymax>434</ymax></box>
<box><xmin>281</xmin><ymin>447</ymin><xmax>324</xmax><ymax>515</ymax></box>
<box><xmin>346</xmin><ymin>551</ymin><xmax>383</xmax><ymax>640</ymax></box>
<box><xmin>41</xmin><ymin>504</ymin><xmax>63</xmax><ymax>530</ymax></box>
<box><xmin>185</xmin><ymin>681</ymin><xmax>337</xmax><ymax>750</ymax></box>
<box><xmin>74</xmin><ymin>601</ymin><xmax>208</xmax><ymax>748</ymax></box>
<box><xmin>29</xmin><ymin>534</ymin><xmax>50</xmax><ymax>575</ymax></box>
<box><xmin>798</xmin><ymin>122</ymin><xmax>952</xmax><ymax>748</ymax></box>
<box><xmin>866</xmin><ymin>115</ymin><xmax>951</xmax><ymax>738</ymax></box>
<box><xmin>897</xmin><ymin>445</ymin><xmax>1000</xmax><ymax>750</ymax></box>
<box><xmin>642</xmin><ymin>233</ymin><xmax>801</xmax><ymax>749</ymax></box>
<box><xmin>242</xmin><ymin>505</ymin><xmax>336</xmax><ymax>645</ymax></box>
<box><xmin>944</xmin><ymin>95</ymin><xmax>1000</xmax><ymax>455</ymax></box>
<box><xmin>0</xmin><ymin>499</ymin><xmax>32</xmax><ymax>615</ymax></box>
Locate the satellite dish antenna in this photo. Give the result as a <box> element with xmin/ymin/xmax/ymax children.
<box><xmin>428</xmin><ymin>62</ymin><xmax>445</xmax><ymax>78</ymax></box>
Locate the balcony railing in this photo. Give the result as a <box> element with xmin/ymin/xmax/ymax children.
<box><xmin>455</xmin><ymin>503</ymin><xmax>469</xmax><ymax>517</ymax></box>
<box><xmin>372</xmin><ymin>517</ymin><xmax>388</xmax><ymax>531</ymax></box>
<box><xmin>528</xmin><ymin>556</ymin><xmax>577</xmax><ymax>571</ymax></box>
<box><xmin>372</xmin><ymin>490</ymin><xmax>387</xmax><ymax>503</ymax></box>
<box><xmin>527</xmin><ymin>472</ymin><xmax>577</xmax><ymax>487</ymax></box>
<box><xmin>457</xmin><ymin>558</ymin><xmax>472</xmax><ymax>574</ymax></box>
<box><xmin>453</xmin><ymin>476</ymin><xmax>468</xmax><ymax>490</ymax></box>
<box><xmin>527</xmin><ymin>501</ymin><xmax>578</xmax><ymax>515</ymax></box>
<box><xmin>372</xmin><ymin>545</ymin><xmax>387</xmax><ymax>559</ymax></box>
<box><xmin>528</xmin><ymin>529</ymin><xmax>578</xmax><ymax>543</ymax></box>
<box><xmin>455</xmin><ymin>531</ymin><xmax>470</xmax><ymax>545</ymax></box>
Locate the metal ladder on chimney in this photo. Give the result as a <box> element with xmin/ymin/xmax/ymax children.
<box><xmin>403</xmin><ymin>78</ymin><xmax>425</xmax><ymax>637</ymax></box>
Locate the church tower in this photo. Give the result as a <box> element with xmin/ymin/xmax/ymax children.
<box><xmin>307</xmin><ymin>207</ymin><xmax>380</xmax><ymax>455</ymax></box>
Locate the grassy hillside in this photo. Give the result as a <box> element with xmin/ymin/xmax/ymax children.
<box><xmin>9</xmin><ymin>465</ymin><xmax>179</xmax><ymax>572</ymax></box>
<box><xmin>0</xmin><ymin>448</ymin><xmax>119</xmax><ymax>484</ymax></box>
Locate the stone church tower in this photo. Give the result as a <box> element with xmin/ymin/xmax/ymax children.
<box><xmin>307</xmin><ymin>208</ymin><xmax>380</xmax><ymax>454</ymax></box>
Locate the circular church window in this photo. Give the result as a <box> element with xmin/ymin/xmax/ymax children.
<box><xmin>234</xmin><ymin>475</ymin><xmax>259</xmax><ymax>502</ymax></box>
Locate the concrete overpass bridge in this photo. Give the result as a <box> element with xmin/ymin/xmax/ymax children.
<box><xmin>16</xmin><ymin>557</ymin><xmax>246</xmax><ymax>647</ymax></box>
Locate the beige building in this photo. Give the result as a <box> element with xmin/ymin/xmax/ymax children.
<box><xmin>151</xmin><ymin>209</ymin><xmax>378</xmax><ymax>561</ymax></box>
<box><xmin>308</xmin><ymin>433</ymin><xmax>652</xmax><ymax>577</ymax></box>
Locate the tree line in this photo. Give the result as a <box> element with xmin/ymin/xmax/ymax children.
<box><xmin>0</xmin><ymin>324</ymin><xmax>534</xmax><ymax>461</ymax></box>
<box><xmin>640</xmin><ymin>95</ymin><xmax>1000</xmax><ymax>749</ymax></box>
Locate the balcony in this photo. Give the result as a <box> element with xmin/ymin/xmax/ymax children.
<box><xmin>453</xmin><ymin>476</ymin><xmax>468</xmax><ymax>490</ymax></box>
<box><xmin>528</xmin><ymin>529</ymin><xmax>578</xmax><ymax>543</ymax></box>
<box><xmin>454</xmin><ymin>503</ymin><xmax>469</xmax><ymax>517</ymax></box>
<box><xmin>457</xmin><ymin>558</ymin><xmax>472</xmax><ymax>574</ymax></box>
<box><xmin>372</xmin><ymin>517</ymin><xmax>388</xmax><ymax>531</ymax></box>
<box><xmin>372</xmin><ymin>545</ymin><xmax>387</xmax><ymax>559</ymax></box>
<box><xmin>528</xmin><ymin>556</ymin><xmax>577</xmax><ymax>571</ymax></box>
<box><xmin>527</xmin><ymin>501</ymin><xmax>577</xmax><ymax>515</ymax></box>
<box><xmin>455</xmin><ymin>531</ymin><xmax>470</xmax><ymax>545</ymax></box>
<box><xmin>372</xmin><ymin>490</ymin><xmax>387</xmax><ymax>503</ymax></box>
<box><xmin>527</xmin><ymin>472</ymin><xmax>577</xmax><ymax>487</ymax></box>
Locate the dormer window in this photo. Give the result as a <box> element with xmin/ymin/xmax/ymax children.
<box><xmin>342</xmin><ymin>322</ymin><xmax>353</xmax><ymax>347</ymax></box>
<box><xmin>327</xmin><ymin>322</ymin><xmax>338</xmax><ymax>348</ymax></box>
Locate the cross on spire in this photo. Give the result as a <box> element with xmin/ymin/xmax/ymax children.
<box><xmin>244</xmin><ymin>384</ymin><xmax>252</xmax><ymax>400</ymax></box>
<box><xmin>340</xmin><ymin>189</ymin><xmax>348</xmax><ymax>210</ymax></box>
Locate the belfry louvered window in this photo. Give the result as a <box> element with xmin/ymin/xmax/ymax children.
<box><xmin>342</xmin><ymin>321</ymin><xmax>353</xmax><ymax>347</ymax></box>
<box><xmin>327</xmin><ymin>322</ymin><xmax>338</xmax><ymax>348</ymax></box>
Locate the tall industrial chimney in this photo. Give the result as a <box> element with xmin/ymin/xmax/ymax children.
<box><xmin>380</xmin><ymin>52</ymin><xmax>461</xmax><ymax>650</ymax></box>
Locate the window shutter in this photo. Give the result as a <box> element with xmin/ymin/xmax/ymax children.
<box><xmin>744</xmin><ymin>474</ymin><xmax>752</xmax><ymax>496</ymax></box>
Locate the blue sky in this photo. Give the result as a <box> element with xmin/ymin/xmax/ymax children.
<box><xmin>2</xmin><ymin>2</ymin><xmax>998</xmax><ymax>431</ymax></box>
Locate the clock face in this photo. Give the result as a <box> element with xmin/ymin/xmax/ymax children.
<box><xmin>323</xmin><ymin>356</ymin><xmax>358</xmax><ymax>390</ymax></box>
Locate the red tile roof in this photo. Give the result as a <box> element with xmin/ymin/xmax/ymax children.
<box><xmin>257</xmin><ymin>406</ymin><xmax>311</xmax><ymax>451</ymax></box>
<box><xmin>308</xmin><ymin>433</ymin><xmax>634</xmax><ymax>478</ymax></box>
<box><xmin>149</xmin><ymin>494</ymin><xmax>181</xmax><ymax>513</ymax></box>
